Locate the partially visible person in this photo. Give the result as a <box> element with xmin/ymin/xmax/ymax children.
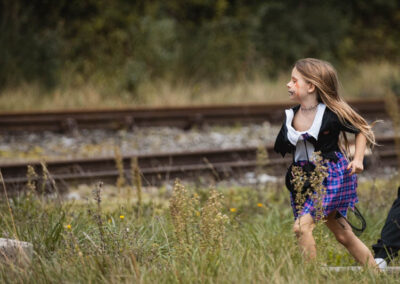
<box><xmin>372</xmin><ymin>187</ymin><xmax>400</xmax><ymax>269</ymax></box>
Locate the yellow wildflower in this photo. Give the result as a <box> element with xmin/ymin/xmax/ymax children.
<box><xmin>120</xmin><ymin>215</ymin><xmax>125</xmax><ymax>219</ymax></box>
<box><xmin>230</xmin><ymin>208</ymin><xmax>237</xmax><ymax>213</ymax></box>
<box><xmin>257</xmin><ymin>203</ymin><xmax>263</xmax><ymax>207</ymax></box>
<box><xmin>66</xmin><ymin>224</ymin><xmax>72</xmax><ymax>230</ymax></box>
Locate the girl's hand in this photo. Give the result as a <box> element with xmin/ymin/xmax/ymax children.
<box><xmin>347</xmin><ymin>159</ymin><xmax>364</xmax><ymax>175</ymax></box>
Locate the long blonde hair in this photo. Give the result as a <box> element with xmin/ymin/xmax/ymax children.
<box><xmin>294</xmin><ymin>58</ymin><xmax>376</xmax><ymax>153</ymax></box>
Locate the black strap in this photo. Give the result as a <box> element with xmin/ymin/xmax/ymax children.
<box><xmin>335</xmin><ymin>207</ymin><xmax>367</xmax><ymax>235</ymax></box>
<box><xmin>304</xmin><ymin>139</ymin><xmax>310</xmax><ymax>162</ymax></box>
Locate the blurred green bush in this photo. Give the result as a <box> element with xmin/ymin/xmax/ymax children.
<box><xmin>0</xmin><ymin>0</ymin><xmax>399</xmax><ymax>92</ymax></box>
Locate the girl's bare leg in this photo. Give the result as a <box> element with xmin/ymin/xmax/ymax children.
<box><xmin>293</xmin><ymin>213</ymin><xmax>316</xmax><ymax>260</ymax></box>
<box><xmin>325</xmin><ymin>210</ymin><xmax>376</xmax><ymax>267</ymax></box>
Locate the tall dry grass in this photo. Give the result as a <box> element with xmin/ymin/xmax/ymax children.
<box><xmin>0</xmin><ymin>62</ymin><xmax>399</xmax><ymax>111</ymax></box>
<box><xmin>0</xmin><ymin>176</ymin><xmax>399</xmax><ymax>282</ymax></box>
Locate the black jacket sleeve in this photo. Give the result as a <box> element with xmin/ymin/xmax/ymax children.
<box><xmin>336</xmin><ymin>114</ymin><xmax>360</xmax><ymax>134</ymax></box>
<box><xmin>274</xmin><ymin>121</ymin><xmax>287</xmax><ymax>157</ymax></box>
<box><xmin>340</xmin><ymin>120</ymin><xmax>360</xmax><ymax>134</ymax></box>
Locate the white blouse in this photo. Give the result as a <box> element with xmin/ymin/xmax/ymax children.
<box><xmin>285</xmin><ymin>103</ymin><xmax>326</xmax><ymax>162</ymax></box>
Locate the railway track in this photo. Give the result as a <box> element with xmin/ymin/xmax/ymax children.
<box><xmin>0</xmin><ymin>135</ymin><xmax>397</xmax><ymax>192</ymax></box>
<box><xmin>0</xmin><ymin>146</ymin><xmax>287</xmax><ymax>191</ymax></box>
<box><xmin>0</xmin><ymin>98</ymin><xmax>392</xmax><ymax>133</ymax></box>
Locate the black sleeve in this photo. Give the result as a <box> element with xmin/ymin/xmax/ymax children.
<box><xmin>337</xmin><ymin>116</ymin><xmax>360</xmax><ymax>134</ymax></box>
<box><xmin>340</xmin><ymin>120</ymin><xmax>360</xmax><ymax>134</ymax></box>
<box><xmin>274</xmin><ymin>121</ymin><xmax>287</xmax><ymax>157</ymax></box>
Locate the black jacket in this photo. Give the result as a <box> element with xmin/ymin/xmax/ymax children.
<box><xmin>273</xmin><ymin>105</ymin><xmax>360</xmax><ymax>161</ymax></box>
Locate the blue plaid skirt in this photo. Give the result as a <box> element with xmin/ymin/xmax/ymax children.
<box><xmin>290</xmin><ymin>151</ymin><xmax>358</xmax><ymax>219</ymax></box>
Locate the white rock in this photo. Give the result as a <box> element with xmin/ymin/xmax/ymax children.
<box><xmin>258</xmin><ymin>174</ymin><xmax>278</xmax><ymax>183</ymax></box>
<box><xmin>0</xmin><ymin>238</ymin><xmax>33</xmax><ymax>266</ymax></box>
<box><xmin>244</xmin><ymin>172</ymin><xmax>278</xmax><ymax>184</ymax></box>
<box><xmin>61</xmin><ymin>137</ymin><xmax>75</xmax><ymax>147</ymax></box>
<box><xmin>66</xmin><ymin>192</ymin><xmax>81</xmax><ymax>200</ymax></box>
<box><xmin>244</xmin><ymin>172</ymin><xmax>257</xmax><ymax>184</ymax></box>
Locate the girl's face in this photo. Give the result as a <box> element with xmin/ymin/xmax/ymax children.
<box><xmin>286</xmin><ymin>67</ymin><xmax>313</xmax><ymax>102</ymax></box>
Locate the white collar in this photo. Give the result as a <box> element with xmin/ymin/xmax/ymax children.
<box><xmin>285</xmin><ymin>103</ymin><xmax>326</xmax><ymax>146</ymax></box>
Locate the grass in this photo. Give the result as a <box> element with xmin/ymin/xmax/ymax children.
<box><xmin>1</xmin><ymin>175</ymin><xmax>400</xmax><ymax>283</ymax></box>
<box><xmin>0</xmin><ymin>62</ymin><xmax>399</xmax><ymax>111</ymax></box>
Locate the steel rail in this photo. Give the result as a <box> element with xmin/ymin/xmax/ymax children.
<box><xmin>0</xmin><ymin>98</ymin><xmax>391</xmax><ymax>133</ymax></box>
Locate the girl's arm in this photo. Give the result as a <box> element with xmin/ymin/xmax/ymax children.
<box><xmin>347</xmin><ymin>132</ymin><xmax>367</xmax><ymax>175</ymax></box>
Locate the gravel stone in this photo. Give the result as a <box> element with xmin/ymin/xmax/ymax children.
<box><xmin>0</xmin><ymin>120</ymin><xmax>394</xmax><ymax>164</ymax></box>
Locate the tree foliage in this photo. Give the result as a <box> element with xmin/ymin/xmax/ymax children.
<box><xmin>1</xmin><ymin>0</ymin><xmax>399</xmax><ymax>90</ymax></box>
